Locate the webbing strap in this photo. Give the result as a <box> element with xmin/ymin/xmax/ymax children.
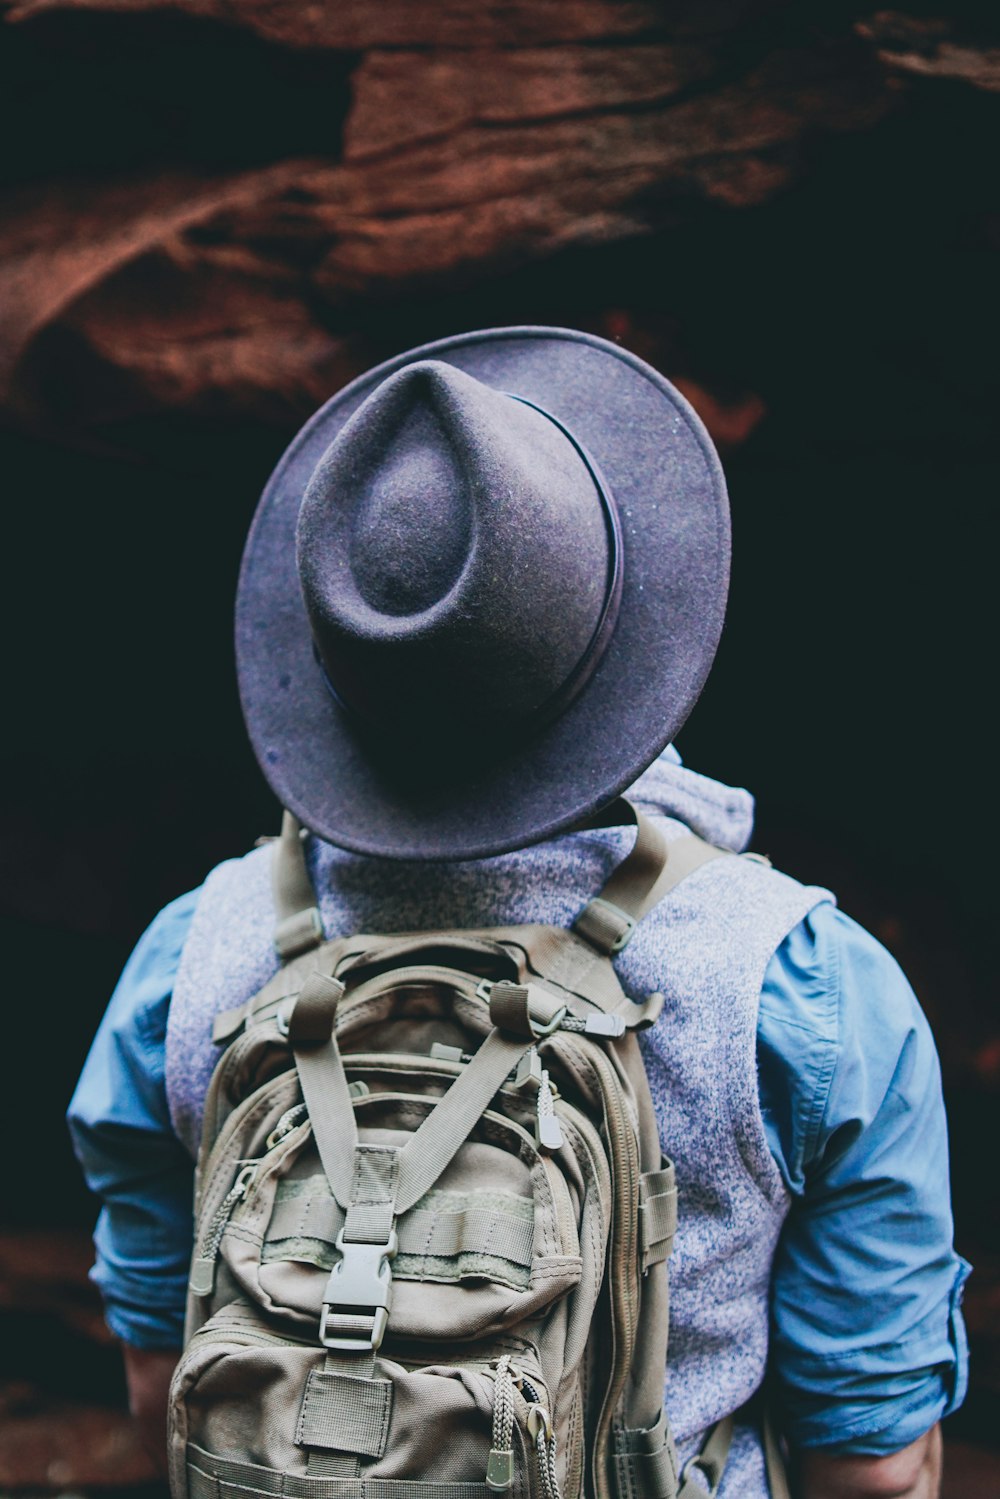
<box><xmin>762</xmin><ymin>1410</ymin><xmax>791</xmax><ymax>1499</ymax></box>
<box><xmin>613</xmin><ymin>1406</ymin><xmax>783</xmax><ymax>1499</ymax></box>
<box><xmin>395</xmin><ymin>1028</ymin><xmax>534</xmax><ymax>1214</ymax></box>
<box><xmin>292</xmin><ymin>979</ymin><xmax>358</xmax><ymax>1212</ymax></box>
<box><xmin>574</xmin><ymin>800</ymin><xmax>667</xmax><ymax>953</ymax></box>
<box><xmin>298</xmin><ymin>1366</ymin><xmax>393</xmax><ymax>1459</ymax></box>
<box><xmin>296</xmin><ymin>1002</ymin><xmax>532</xmax><ymax>1221</ymax></box>
<box><xmin>189</xmin><ymin>1444</ymin><xmax>489</xmax><ymax>1498</ymax></box>
<box><xmin>342</xmin><ymin>1148</ymin><xmax>398</xmax><ymax>1245</ymax></box>
<box><xmin>488</xmin><ymin>980</ymin><xmax>566</xmax><ymax>1037</ymax></box>
<box><xmin>612</xmin><ymin>1410</ymin><xmax>680</xmax><ymax>1499</ymax></box>
<box><xmin>306</xmin><ymin>1338</ymin><xmax>382</xmax><ymax>1472</ymax></box>
<box><xmin>639</xmin><ymin>1160</ymin><xmax>678</xmax><ymax>1272</ymax></box>
<box><xmin>574</xmin><ymin>801</ymin><xmax>727</xmax><ymax>956</ymax></box>
<box><xmin>267</xmin><ymin>1185</ymin><xmax>534</xmax><ymax>1271</ymax></box>
<box><xmin>648</xmin><ymin>836</ymin><xmax>729</xmax><ymax>901</ymax></box>
<box><xmin>273</xmin><ymin>810</ymin><xmax>324</xmax><ymax>960</ymax></box>
<box><xmin>677</xmin><ymin>1417</ymin><xmax>734</xmax><ymax>1498</ymax></box>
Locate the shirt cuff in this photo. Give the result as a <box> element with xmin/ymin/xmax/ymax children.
<box><xmin>779</xmin><ymin>1256</ymin><xmax>971</xmax><ymax>1455</ymax></box>
<box><xmin>90</xmin><ymin>1200</ymin><xmax>191</xmax><ymax>1350</ymax></box>
<box><xmin>101</xmin><ymin>1291</ymin><xmax>186</xmax><ymax>1351</ymax></box>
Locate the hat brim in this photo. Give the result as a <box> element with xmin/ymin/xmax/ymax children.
<box><xmin>236</xmin><ymin>326</ymin><xmax>729</xmax><ymax>860</ymax></box>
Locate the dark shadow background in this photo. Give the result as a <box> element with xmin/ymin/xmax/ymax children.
<box><xmin>0</xmin><ymin>1</ymin><xmax>996</xmax><ymax>1487</ymax></box>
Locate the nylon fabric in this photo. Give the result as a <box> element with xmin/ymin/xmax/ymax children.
<box><xmin>189</xmin><ymin>1445</ymin><xmax>490</xmax><ymax>1499</ymax></box>
<box><xmin>394</xmin><ymin>1029</ymin><xmax>534</xmax><ymax>1214</ymax></box>
<box><xmin>296</xmin><ymin>1369</ymin><xmax>394</xmax><ymax>1457</ymax></box>
<box><xmin>288</xmin><ymin>971</ymin><xmax>344</xmax><ymax>1046</ymax></box>
<box><xmin>265</xmin><ymin>1181</ymin><xmax>535</xmax><ymax>1276</ymax></box>
<box><xmin>341</xmin><ymin>1149</ymin><xmax>398</xmax><ymax>1245</ymax></box>
<box><xmin>639</xmin><ymin>1164</ymin><xmax>678</xmax><ymax>1272</ymax></box>
<box><xmin>612</xmin><ymin>1411</ymin><xmax>680</xmax><ymax>1499</ymax></box>
<box><xmin>677</xmin><ymin>1417</ymin><xmax>733</xmax><ymax>1498</ymax></box>
<box><xmin>293</xmin><ymin>1035</ymin><xmax>360</xmax><ymax>1210</ymax></box>
<box><xmin>575</xmin><ymin>835</ymin><xmax>727</xmax><ymax>957</ymax></box>
<box><xmin>273</xmin><ymin>815</ymin><xmax>324</xmax><ymax>935</ymax></box>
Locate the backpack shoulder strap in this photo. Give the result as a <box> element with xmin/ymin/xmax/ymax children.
<box><xmin>512</xmin><ymin>798</ymin><xmax>731</xmax><ymax>1028</ymax></box>
<box><xmin>572</xmin><ymin>797</ymin><xmax>727</xmax><ymax>957</ymax></box>
<box><xmin>259</xmin><ymin>800</ymin><xmax>727</xmax><ymax>1036</ymax></box>
<box><xmin>210</xmin><ymin>814</ymin><xmax>328</xmax><ymax>1047</ymax></box>
<box><xmin>272</xmin><ymin>811</ymin><xmax>325</xmax><ymax>960</ymax></box>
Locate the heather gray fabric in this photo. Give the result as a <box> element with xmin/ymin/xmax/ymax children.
<box><xmin>236</xmin><ymin>327</ymin><xmax>730</xmax><ymax>860</ymax></box>
<box><xmin>168</xmin><ymin>753</ymin><xmax>832</xmax><ymax>1495</ymax></box>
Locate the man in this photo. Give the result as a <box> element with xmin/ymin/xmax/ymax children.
<box><xmin>69</xmin><ymin>329</ymin><xmax>967</xmax><ymax>1497</ymax></box>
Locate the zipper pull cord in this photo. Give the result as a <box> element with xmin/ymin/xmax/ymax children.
<box><xmin>200</xmin><ymin>1163</ymin><xmax>257</xmax><ymax>1261</ymax></box>
<box><xmin>266</xmin><ymin>1102</ymin><xmax>308</xmax><ymax>1150</ymax></box>
<box><xmin>487</xmin><ymin>1355</ymin><xmax>516</xmax><ymax>1491</ymax></box>
<box><xmin>533</xmin><ymin>1419</ymin><xmax>562</xmax><ymax>1499</ymax></box>
<box><xmin>189</xmin><ymin>1161</ymin><xmax>258</xmax><ymax>1297</ymax></box>
<box><xmin>522</xmin><ymin>1378</ymin><xmax>562</xmax><ymax>1499</ymax></box>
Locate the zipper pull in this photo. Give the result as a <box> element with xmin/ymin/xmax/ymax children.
<box><xmin>526</xmin><ymin>1404</ymin><xmax>553</xmax><ymax>1442</ymax></box>
<box><xmin>486</xmin><ymin>1450</ymin><xmax>514</xmax><ymax>1491</ymax></box>
<box><xmin>265</xmin><ymin>1103</ymin><xmax>308</xmax><ymax>1151</ymax></box>
<box><xmin>535</xmin><ymin>1069</ymin><xmax>564</xmax><ymax>1152</ymax></box>
<box><xmin>526</xmin><ymin>1398</ymin><xmax>562</xmax><ymax>1499</ymax></box>
<box><xmin>582</xmin><ymin>1012</ymin><xmax>625</xmax><ymax>1037</ymax></box>
<box><xmin>487</xmin><ymin>1355</ymin><xmax>516</xmax><ymax>1491</ymax></box>
<box><xmin>189</xmin><ymin>1162</ymin><xmax>257</xmax><ymax>1297</ymax></box>
<box><xmin>512</xmin><ymin>1048</ymin><xmax>543</xmax><ymax>1091</ymax></box>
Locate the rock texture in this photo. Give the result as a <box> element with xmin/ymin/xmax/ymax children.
<box><xmin>0</xmin><ymin>2</ymin><xmax>995</xmax><ymax>446</ymax></box>
<box><xmin>0</xmin><ymin>1232</ymin><xmax>158</xmax><ymax>1489</ymax></box>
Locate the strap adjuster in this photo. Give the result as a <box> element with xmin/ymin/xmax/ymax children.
<box><xmin>479</xmin><ymin>980</ymin><xmax>567</xmax><ymax>1039</ymax></box>
<box><xmin>275</xmin><ymin>906</ymin><xmax>324</xmax><ymax>960</ymax></box>
<box><xmin>574</xmin><ymin>896</ymin><xmax>636</xmax><ymax>954</ymax></box>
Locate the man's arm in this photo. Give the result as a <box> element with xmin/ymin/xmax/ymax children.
<box><xmin>794</xmin><ymin>1423</ymin><xmax>941</xmax><ymax>1499</ymax></box>
<box><xmin>67</xmin><ymin>891</ymin><xmax>200</xmax><ymax>1467</ymax></box>
<box><xmin>122</xmin><ymin>1344</ymin><xmax>180</xmax><ymax>1476</ymax></box>
<box><xmin>760</xmin><ymin>908</ymin><xmax>969</xmax><ymax>1467</ymax></box>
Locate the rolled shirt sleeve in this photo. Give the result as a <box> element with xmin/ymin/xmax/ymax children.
<box><xmin>67</xmin><ymin>889</ymin><xmax>200</xmax><ymax>1350</ymax></box>
<box><xmin>759</xmin><ymin>905</ymin><xmax>970</xmax><ymax>1454</ymax></box>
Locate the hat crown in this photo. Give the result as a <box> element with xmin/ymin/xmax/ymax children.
<box><xmin>296</xmin><ymin>360</ymin><xmax>615</xmax><ymax>735</ymax></box>
<box><xmin>347</xmin><ymin>406</ymin><xmax>470</xmax><ymax>618</ymax></box>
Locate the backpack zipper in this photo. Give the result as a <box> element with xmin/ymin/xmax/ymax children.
<box><xmin>265</xmin><ymin>1101</ymin><xmax>308</xmax><ymax>1150</ymax></box>
<box><xmin>535</xmin><ymin>1068</ymin><xmax>564</xmax><ymax>1152</ymax></box>
<box><xmin>196</xmin><ymin>1067</ymin><xmax>299</xmax><ymax>1222</ymax></box>
<box><xmin>488</xmin><ymin>1358</ymin><xmax>562</xmax><ymax>1499</ymax></box>
<box><xmin>190</xmin><ymin>1095</ymin><xmax>321</xmax><ymax>1298</ymax></box>
<box><xmin>521</xmin><ymin>1372</ymin><xmax>563</xmax><ymax>1499</ymax></box>
<box><xmin>189</xmin><ymin>1162</ymin><xmax>259</xmax><ymax>1297</ymax></box>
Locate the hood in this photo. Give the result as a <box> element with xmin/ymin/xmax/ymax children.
<box><xmin>626</xmin><ymin>746</ymin><xmax>755</xmax><ymax>853</ymax></box>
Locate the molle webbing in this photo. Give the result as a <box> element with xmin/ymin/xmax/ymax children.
<box><xmin>188</xmin><ymin>1445</ymin><xmax>490</xmax><ymax>1499</ymax></box>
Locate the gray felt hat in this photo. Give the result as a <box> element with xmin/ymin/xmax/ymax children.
<box><xmin>236</xmin><ymin>326</ymin><xmax>730</xmax><ymax>860</ymax></box>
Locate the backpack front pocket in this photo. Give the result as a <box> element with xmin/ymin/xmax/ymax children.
<box><xmin>215</xmin><ymin>1096</ymin><xmax>582</xmax><ymax>1343</ymax></box>
<box><xmin>170</xmin><ymin>1308</ymin><xmax>557</xmax><ymax>1499</ymax></box>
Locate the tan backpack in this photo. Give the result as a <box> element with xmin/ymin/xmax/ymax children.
<box><xmin>168</xmin><ymin>802</ymin><xmax>781</xmax><ymax>1499</ymax></box>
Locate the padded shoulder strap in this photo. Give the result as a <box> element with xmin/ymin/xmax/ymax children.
<box><xmin>272</xmin><ymin>811</ymin><xmax>325</xmax><ymax>960</ymax></box>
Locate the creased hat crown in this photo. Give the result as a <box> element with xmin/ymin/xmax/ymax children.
<box><xmin>296</xmin><ymin>360</ymin><xmax>616</xmax><ymax>737</ymax></box>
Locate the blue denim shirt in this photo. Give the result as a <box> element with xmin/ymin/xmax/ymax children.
<box><xmin>67</xmin><ymin>890</ymin><xmax>969</xmax><ymax>1456</ymax></box>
